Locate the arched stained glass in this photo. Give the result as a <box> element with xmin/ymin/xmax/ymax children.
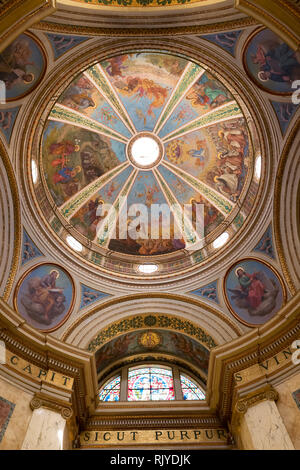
<box><xmin>128</xmin><ymin>366</ymin><xmax>175</xmax><ymax>401</ymax></box>
<box><xmin>98</xmin><ymin>375</ymin><xmax>120</xmax><ymax>402</ymax></box>
<box><xmin>180</xmin><ymin>374</ymin><xmax>205</xmax><ymax>400</ymax></box>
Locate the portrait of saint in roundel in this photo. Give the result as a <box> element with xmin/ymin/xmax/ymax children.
<box><xmin>15</xmin><ymin>264</ymin><xmax>74</xmax><ymax>332</ymax></box>
<box><xmin>0</xmin><ymin>32</ymin><xmax>46</xmax><ymax>101</ymax></box>
<box><xmin>244</xmin><ymin>28</ymin><xmax>300</xmax><ymax>95</ymax></box>
<box><xmin>224</xmin><ymin>259</ymin><xmax>286</xmax><ymax>326</ymax></box>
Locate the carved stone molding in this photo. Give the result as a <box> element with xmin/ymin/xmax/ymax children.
<box><xmin>231</xmin><ymin>384</ymin><xmax>279</xmax><ymax>429</ymax></box>
<box><xmin>235</xmin><ymin>386</ymin><xmax>279</xmax><ymax>414</ymax></box>
<box><xmin>86</xmin><ymin>414</ymin><xmax>222</xmax><ymax>430</ymax></box>
<box><xmin>30</xmin><ymin>393</ymin><xmax>73</xmax><ymax>420</ymax></box>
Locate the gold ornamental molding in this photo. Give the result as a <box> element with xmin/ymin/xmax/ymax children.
<box><xmin>235</xmin><ymin>0</ymin><xmax>300</xmax><ymax>50</ymax></box>
<box><xmin>86</xmin><ymin>414</ymin><xmax>222</xmax><ymax>430</ymax></box>
<box><xmin>0</xmin><ymin>139</ymin><xmax>21</xmax><ymax>302</ymax></box>
<box><xmin>35</xmin><ymin>16</ymin><xmax>257</xmax><ymax>36</ymax></box>
<box><xmin>62</xmin><ymin>0</ymin><xmax>225</xmax><ymax>9</ymax></box>
<box><xmin>0</xmin><ymin>0</ymin><xmax>56</xmax><ymax>53</ymax></box>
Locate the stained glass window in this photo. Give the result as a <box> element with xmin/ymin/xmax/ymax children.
<box><xmin>128</xmin><ymin>366</ymin><xmax>175</xmax><ymax>401</ymax></box>
<box><xmin>98</xmin><ymin>375</ymin><xmax>120</xmax><ymax>402</ymax></box>
<box><xmin>180</xmin><ymin>374</ymin><xmax>205</xmax><ymax>400</ymax></box>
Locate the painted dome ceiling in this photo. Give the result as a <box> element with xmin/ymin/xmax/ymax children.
<box><xmin>38</xmin><ymin>51</ymin><xmax>259</xmax><ymax>276</ymax></box>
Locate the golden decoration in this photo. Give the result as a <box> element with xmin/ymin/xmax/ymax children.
<box><xmin>138</xmin><ymin>330</ymin><xmax>162</xmax><ymax>348</ymax></box>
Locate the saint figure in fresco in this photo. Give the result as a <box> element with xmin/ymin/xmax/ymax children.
<box><xmin>20</xmin><ymin>269</ymin><xmax>67</xmax><ymax>325</ymax></box>
<box><xmin>228</xmin><ymin>266</ymin><xmax>279</xmax><ymax>316</ymax></box>
<box><xmin>0</xmin><ymin>37</ymin><xmax>35</xmax><ymax>90</ymax></box>
<box><xmin>252</xmin><ymin>41</ymin><xmax>300</xmax><ymax>84</ymax></box>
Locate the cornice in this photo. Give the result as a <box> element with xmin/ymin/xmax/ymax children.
<box><xmin>86</xmin><ymin>414</ymin><xmax>222</xmax><ymax>430</ymax></box>
<box><xmin>35</xmin><ymin>16</ymin><xmax>257</xmax><ymax>36</ymax></box>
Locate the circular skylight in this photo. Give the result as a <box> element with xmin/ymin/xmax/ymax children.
<box><xmin>131</xmin><ymin>136</ymin><xmax>160</xmax><ymax>167</ymax></box>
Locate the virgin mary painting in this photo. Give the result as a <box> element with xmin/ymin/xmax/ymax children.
<box><xmin>224</xmin><ymin>259</ymin><xmax>285</xmax><ymax>326</ymax></box>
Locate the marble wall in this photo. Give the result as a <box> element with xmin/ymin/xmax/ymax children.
<box><xmin>276</xmin><ymin>373</ymin><xmax>300</xmax><ymax>450</ymax></box>
<box><xmin>0</xmin><ymin>376</ymin><xmax>33</xmax><ymax>449</ymax></box>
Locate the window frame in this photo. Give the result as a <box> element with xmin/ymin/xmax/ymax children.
<box><xmin>98</xmin><ymin>363</ymin><xmax>205</xmax><ymax>403</ymax></box>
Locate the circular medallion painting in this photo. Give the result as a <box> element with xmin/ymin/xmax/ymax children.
<box><xmin>38</xmin><ymin>50</ymin><xmax>256</xmax><ymax>268</ymax></box>
<box><xmin>244</xmin><ymin>28</ymin><xmax>300</xmax><ymax>95</ymax></box>
<box><xmin>224</xmin><ymin>258</ymin><xmax>286</xmax><ymax>326</ymax></box>
<box><xmin>0</xmin><ymin>32</ymin><xmax>46</xmax><ymax>101</ymax></box>
<box><xmin>15</xmin><ymin>263</ymin><xmax>74</xmax><ymax>332</ymax></box>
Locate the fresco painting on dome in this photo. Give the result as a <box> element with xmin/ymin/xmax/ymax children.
<box><xmin>157</xmin><ymin>165</ymin><xmax>224</xmax><ymax>237</ymax></box>
<box><xmin>42</xmin><ymin>122</ymin><xmax>124</xmax><ymax>206</ymax></box>
<box><xmin>224</xmin><ymin>259</ymin><xmax>285</xmax><ymax>326</ymax></box>
<box><xmin>58</xmin><ymin>74</ymin><xmax>131</xmax><ymax>138</ymax></box>
<box><xmin>95</xmin><ymin>329</ymin><xmax>209</xmax><ymax>374</ymax></box>
<box><xmin>244</xmin><ymin>28</ymin><xmax>300</xmax><ymax>94</ymax></box>
<box><xmin>159</xmin><ymin>72</ymin><xmax>233</xmax><ymax>139</ymax></box>
<box><xmin>164</xmin><ymin>118</ymin><xmax>250</xmax><ymax>204</ymax></box>
<box><xmin>70</xmin><ymin>165</ymin><xmax>133</xmax><ymax>240</ymax></box>
<box><xmin>15</xmin><ymin>264</ymin><xmax>74</xmax><ymax>332</ymax></box>
<box><xmin>0</xmin><ymin>33</ymin><xmax>46</xmax><ymax>101</ymax></box>
<box><xmin>99</xmin><ymin>53</ymin><xmax>187</xmax><ymax>132</ymax></box>
<box><xmin>108</xmin><ymin>171</ymin><xmax>185</xmax><ymax>255</ymax></box>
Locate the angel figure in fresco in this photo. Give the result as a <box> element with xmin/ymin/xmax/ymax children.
<box><xmin>0</xmin><ymin>37</ymin><xmax>34</xmax><ymax>89</ymax></box>
<box><xmin>105</xmin><ymin>55</ymin><xmax>128</xmax><ymax>78</ymax></box>
<box><xmin>169</xmin><ymin>333</ymin><xmax>208</xmax><ymax>371</ymax></box>
<box><xmin>187</xmin><ymin>79</ymin><xmax>228</xmax><ymax>110</ymax></box>
<box><xmin>20</xmin><ymin>270</ymin><xmax>66</xmax><ymax>325</ymax></box>
<box><xmin>114</xmin><ymin>76</ymin><xmax>169</xmax><ymax>119</ymax></box>
<box><xmin>211</xmin><ymin>165</ymin><xmax>240</xmax><ymax>202</ymax></box>
<box><xmin>228</xmin><ymin>267</ymin><xmax>279</xmax><ymax>316</ymax></box>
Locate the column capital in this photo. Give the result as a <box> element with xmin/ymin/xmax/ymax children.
<box><xmin>231</xmin><ymin>384</ymin><xmax>279</xmax><ymax>429</ymax></box>
<box><xmin>30</xmin><ymin>393</ymin><xmax>73</xmax><ymax>421</ymax></box>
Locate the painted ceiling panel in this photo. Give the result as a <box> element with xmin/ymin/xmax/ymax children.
<box><xmin>39</xmin><ymin>51</ymin><xmax>256</xmax><ymax>266</ymax></box>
